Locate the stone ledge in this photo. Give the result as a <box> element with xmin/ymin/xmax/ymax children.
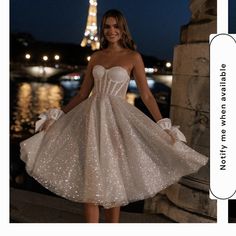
<box><xmin>147</xmin><ymin>194</ymin><xmax>216</xmax><ymax>223</ymax></box>
<box><xmin>181</xmin><ymin>20</ymin><xmax>216</xmax><ymax>43</ymax></box>
<box><xmin>173</xmin><ymin>43</ymin><xmax>209</xmax><ymax>76</ymax></box>
<box><xmin>164</xmin><ymin>183</ymin><xmax>216</xmax><ymax>218</ymax></box>
<box><xmin>170</xmin><ymin>106</ymin><xmax>210</xmax><ymax>153</ymax></box>
<box><xmin>171</xmin><ymin>75</ymin><xmax>209</xmax><ymax>112</ymax></box>
<box><xmin>190</xmin><ymin>0</ymin><xmax>216</xmax><ymax>22</ymax></box>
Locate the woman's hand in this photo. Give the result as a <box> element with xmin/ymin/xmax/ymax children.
<box><xmin>156</xmin><ymin>118</ymin><xmax>187</xmax><ymax>143</ymax></box>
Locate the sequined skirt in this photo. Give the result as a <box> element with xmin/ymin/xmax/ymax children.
<box><xmin>20</xmin><ymin>95</ymin><xmax>208</xmax><ymax>209</ymax></box>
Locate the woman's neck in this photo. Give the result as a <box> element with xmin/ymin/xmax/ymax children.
<box><xmin>106</xmin><ymin>43</ymin><xmax>124</xmax><ymax>52</ymax></box>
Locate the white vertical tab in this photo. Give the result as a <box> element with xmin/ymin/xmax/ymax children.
<box><xmin>210</xmin><ymin>33</ymin><xmax>236</xmax><ymax>199</ymax></box>
<box><xmin>217</xmin><ymin>0</ymin><xmax>228</xmax><ymax>33</ymax></box>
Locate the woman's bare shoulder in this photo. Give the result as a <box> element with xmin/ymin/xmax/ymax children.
<box><xmin>91</xmin><ymin>50</ymin><xmax>103</xmax><ymax>58</ymax></box>
<box><xmin>126</xmin><ymin>50</ymin><xmax>143</xmax><ymax>66</ymax></box>
<box><xmin>125</xmin><ymin>49</ymin><xmax>141</xmax><ymax>59</ymax></box>
<box><xmin>89</xmin><ymin>50</ymin><xmax>105</xmax><ymax>65</ymax></box>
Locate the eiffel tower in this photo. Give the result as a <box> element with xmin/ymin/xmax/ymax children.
<box><xmin>81</xmin><ymin>0</ymin><xmax>100</xmax><ymax>50</ymax></box>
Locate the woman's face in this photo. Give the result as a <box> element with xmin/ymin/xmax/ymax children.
<box><xmin>103</xmin><ymin>17</ymin><xmax>122</xmax><ymax>44</ymax></box>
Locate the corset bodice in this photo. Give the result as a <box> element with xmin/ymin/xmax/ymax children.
<box><xmin>92</xmin><ymin>65</ymin><xmax>130</xmax><ymax>98</ymax></box>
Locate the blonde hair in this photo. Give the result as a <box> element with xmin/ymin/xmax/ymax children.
<box><xmin>100</xmin><ymin>9</ymin><xmax>136</xmax><ymax>50</ymax></box>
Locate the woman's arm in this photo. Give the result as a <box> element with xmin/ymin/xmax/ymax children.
<box><xmin>39</xmin><ymin>53</ymin><xmax>98</xmax><ymax>131</ymax></box>
<box><xmin>132</xmin><ymin>52</ymin><xmax>163</xmax><ymax>122</ymax></box>
<box><xmin>61</xmin><ymin>53</ymin><xmax>97</xmax><ymax>114</ymax></box>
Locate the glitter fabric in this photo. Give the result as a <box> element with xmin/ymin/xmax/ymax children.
<box><xmin>20</xmin><ymin>65</ymin><xmax>208</xmax><ymax>209</ymax></box>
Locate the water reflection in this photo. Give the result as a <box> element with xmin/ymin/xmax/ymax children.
<box><xmin>14</xmin><ymin>83</ymin><xmax>33</xmax><ymax>132</ymax></box>
<box><xmin>11</xmin><ymin>82</ymin><xmax>63</xmax><ymax>137</ymax></box>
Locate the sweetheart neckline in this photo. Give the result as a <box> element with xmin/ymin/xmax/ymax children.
<box><xmin>93</xmin><ymin>65</ymin><xmax>130</xmax><ymax>78</ymax></box>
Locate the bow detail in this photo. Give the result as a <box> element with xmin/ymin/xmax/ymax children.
<box><xmin>157</xmin><ymin>118</ymin><xmax>187</xmax><ymax>142</ymax></box>
<box><xmin>35</xmin><ymin>108</ymin><xmax>64</xmax><ymax>132</ymax></box>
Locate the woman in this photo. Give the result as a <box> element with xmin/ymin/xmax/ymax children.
<box><xmin>20</xmin><ymin>9</ymin><xmax>208</xmax><ymax>223</ymax></box>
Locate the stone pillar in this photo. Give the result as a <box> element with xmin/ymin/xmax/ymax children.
<box><xmin>144</xmin><ymin>0</ymin><xmax>217</xmax><ymax>222</ymax></box>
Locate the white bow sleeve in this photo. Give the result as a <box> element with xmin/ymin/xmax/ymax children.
<box><xmin>157</xmin><ymin>118</ymin><xmax>187</xmax><ymax>143</ymax></box>
<box><xmin>35</xmin><ymin>108</ymin><xmax>64</xmax><ymax>132</ymax></box>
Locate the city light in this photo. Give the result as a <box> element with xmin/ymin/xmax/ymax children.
<box><xmin>25</xmin><ymin>53</ymin><xmax>31</xmax><ymax>59</ymax></box>
<box><xmin>145</xmin><ymin>68</ymin><xmax>155</xmax><ymax>74</ymax></box>
<box><xmin>89</xmin><ymin>0</ymin><xmax>97</xmax><ymax>6</ymax></box>
<box><xmin>81</xmin><ymin>0</ymin><xmax>99</xmax><ymax>50</ymax></box>
<box><xmin>87</xmin><ymin>56</ymin><xmax>91</xmax><ymax>61</ymax></box>
<box><xmin>166</xmin><ymin>62</ymin><xmax>172</xmax><ymax>68</ymax></box>
<box><xmin>26</xmin><ymin>66</ymin><xmax>58</xmax><ymax>78</ymax></box>
<box><xmin>54</xmin><ymin>55</ymin><xmax>60</xmax><ymax>60</ymax></box>
<box><xmin>42</xmin><ymin>55</ymin><xmax>48</xmax><ymax>61</ymax></box>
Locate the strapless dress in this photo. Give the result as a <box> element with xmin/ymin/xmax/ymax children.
<box><xmin>20</xmin><ymin>65</ymin><xmax>208</xmax><ymax>209</ymax></box>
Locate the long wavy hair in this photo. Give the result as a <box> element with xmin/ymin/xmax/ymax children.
<box><xmin>99</xmin><ymin>9</ymin><xmax>136</xmax><ymax>51</ymax></box>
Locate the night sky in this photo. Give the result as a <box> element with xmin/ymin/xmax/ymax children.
<box><xmin>10</xmin><ymin>0</ymin><xmax>191</xmax><ymax>60</ymax></box>
<box><xmin>229</xmin><ymin>0</ymin><xmax>236</xmax><ymax>33</ymax></box>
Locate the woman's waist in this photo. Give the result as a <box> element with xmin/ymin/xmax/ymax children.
<box><xmin>90</xmin><ymin>91</ymin><xmax>126</xmax><ymax>100</ymax></box>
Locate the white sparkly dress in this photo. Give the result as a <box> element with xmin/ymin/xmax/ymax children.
<box><xmin>20</xmin><ymin>65</ymin><xmax>208</xmax><ymax>209</ymax></box>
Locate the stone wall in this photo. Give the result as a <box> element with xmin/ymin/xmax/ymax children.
<box><xmin>144</xmin><ymin>0</ymin><xmax>217</xmax><ymax>222</ymax></box>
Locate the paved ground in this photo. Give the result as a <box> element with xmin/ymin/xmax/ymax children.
<box><xmin>10</xmin><ymin>188</ymin><xmax>175</xmax><ymax>223</ymax></box>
